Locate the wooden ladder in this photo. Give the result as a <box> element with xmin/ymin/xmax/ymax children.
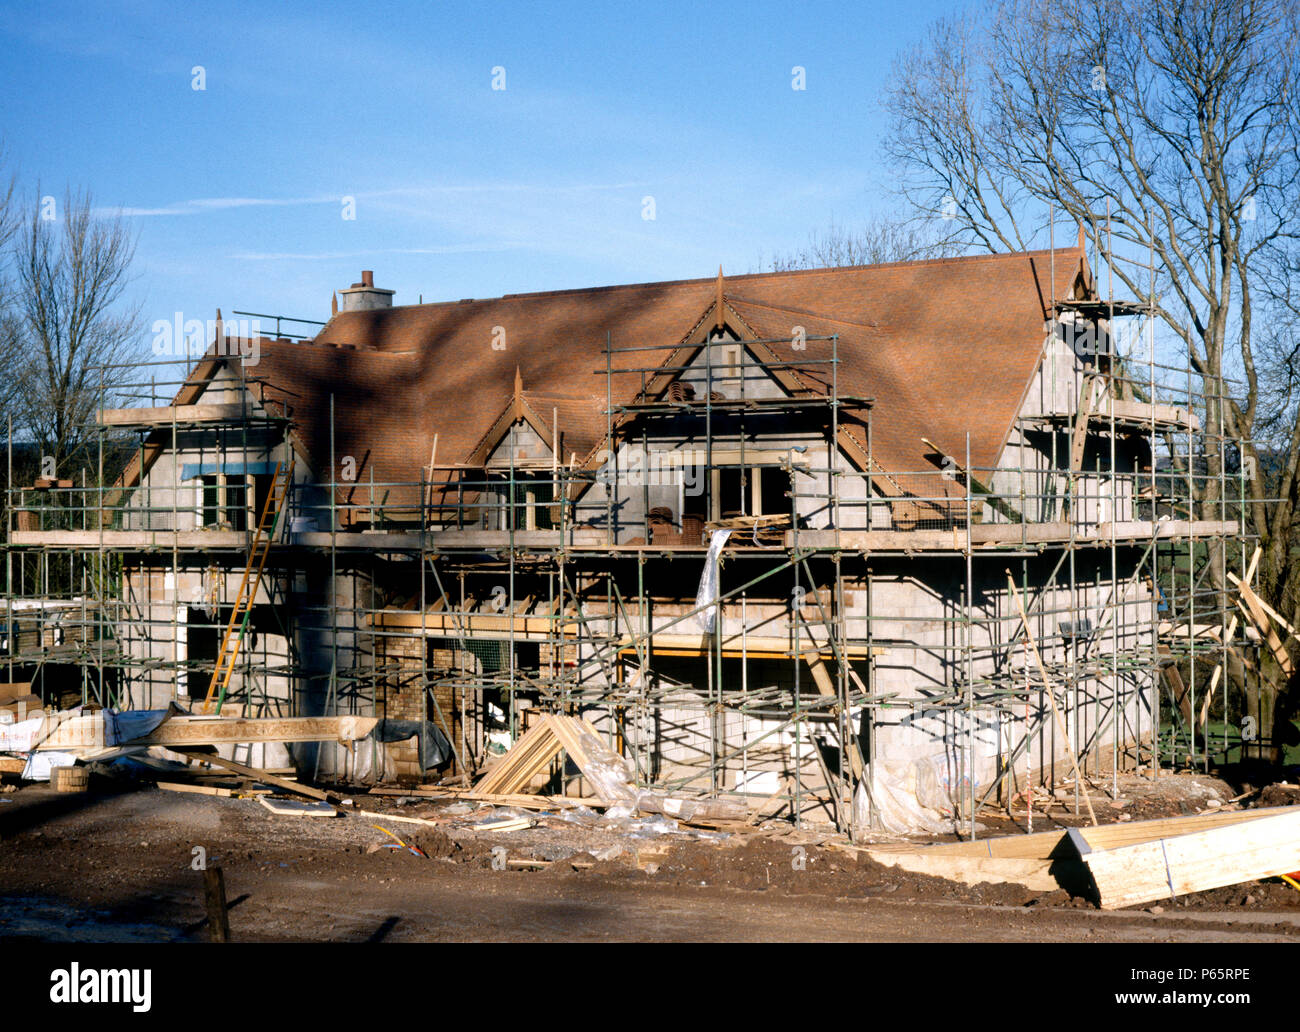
<box><xmin>201</xmin><ymin>459</ymin><xmax>296</xmax><ymax>714</ymax></box>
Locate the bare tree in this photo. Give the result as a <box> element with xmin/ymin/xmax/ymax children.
<box><xmin>886</xmin><ymin>0</ymin><xmax>1300</xmax><ymax>750</ymax></box>
<box><xmin>10</xmin><ymin>189</ymin><xmax>141</xmax><ymax>477</ymax></box>
<box><xmin>0</xmin><ymin>150</ymin><xmax>22</xmax><ymax>424</ymax></box>
<box><xmin>766</xmin><ymin>215</ymin><xmax>963</xmax><ymax>271</ymax></box>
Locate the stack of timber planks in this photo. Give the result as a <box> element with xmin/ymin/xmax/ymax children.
<box><xmin>471</xmin><ymin>714</ymin><xmax>636</xmax><ymax>800</ymax></box>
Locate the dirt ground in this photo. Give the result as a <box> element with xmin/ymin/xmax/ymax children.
<box><xmin>2</xmin><ymin>769</ymin><xmax>1299</xmax><ymax>942</ymax></box>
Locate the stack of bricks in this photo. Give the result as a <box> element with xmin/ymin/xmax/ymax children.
<box><xmin>537</xmin><ymin>642</ymin><xmax>578</xmax><ymax>667</ymax></box>
<box><xmin>374</xmin><ymin>633</ymin><xmax>430</xmax><ymax>783</ymax></box>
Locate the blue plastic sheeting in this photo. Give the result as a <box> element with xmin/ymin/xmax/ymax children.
<box><xmin>179</xmin><ymin>461</ymin><xmax>278</xmax><ymax>482</ymax></box>
<box><xmin>105</xmin><ymin>708</ymin><xmax>173</xmax><ymax>745</ymax></box>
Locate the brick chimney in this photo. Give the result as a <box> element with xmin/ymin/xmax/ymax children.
<box><xmin>337</xmin><ymin>269</ymin><xmax>395</xmax><ymax>312</ymax></box>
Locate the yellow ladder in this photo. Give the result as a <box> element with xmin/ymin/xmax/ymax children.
<box><xmin>201</xmin><ymin>459</ymin><xmax>296</xmax><ymax>714</ymax></box>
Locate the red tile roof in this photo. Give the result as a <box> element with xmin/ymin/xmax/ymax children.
<box><xmin>231</xmin><ymin>247</ymin><xmax>1086</xmax><ymax>506</ymax></box>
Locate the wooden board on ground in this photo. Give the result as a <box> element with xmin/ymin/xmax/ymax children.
<box><xmin>861</xmin><ymin>850</ymin><xmax>1061</xmax><ymax>892</ymax></box>
<box><xmin>353</xmin><ymin>808</ymin><xmax>445</xmax><ymax>828</ymax></box>
<box><xmin>367</xmin><ymin>786</ymin><xmax>607</xmax><ymax>810</ymax></box>
<box><xmin>472</xmin><ymin>816</ymin><xmax>532</xmax><ymax>833</ymax></box>
<box><xmin>258</xmin><ymin>796</ymin><xmax>339</xmax><ymax>818</ymax></box>
<box><xmin>1079</xmin><ymin>808</ymin><xmax>1300</xmax><ymax>909</ymax></box>
<box><xmin>884</xmin><ymin>805</ymin><xmax>1300</xmax><ymax>861</ymax></box>
<box><xmin>0</xmin><ymin>756</ymin><xmax>26</xmax><ymax>774</ymax></box>
<box><xmin>156</xmin><ymin>780</ymin><xmax>241</xmax><ymax>797</ymax></box>
<box><xmin>175</xmin><ymin>749</ymin><xmax>335</xmax><ymax>803</ymax></box>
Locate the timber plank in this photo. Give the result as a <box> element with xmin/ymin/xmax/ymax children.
<box><xmin>1081</xmin><ymin>808</ymin><xmax>1300</xmax><ymax>909</ymax></box>
<box><xmin>906</xmin><ymin>805</ymin><xmax>1300</xmax><ymax>860</ymax></box>
<box><xmin>174</xmin><ymin>750</ymin><xmax>335</xmax><ymax>803</ymax></box>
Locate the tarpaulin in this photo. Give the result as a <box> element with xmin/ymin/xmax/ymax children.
<box><xmin>369</xmin><ymin>719</ymin><xmax>453</xmax><ymax>770</ymax></box>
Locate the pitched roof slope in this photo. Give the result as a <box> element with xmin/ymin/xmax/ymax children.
<box><xmin>236</xmin><ymin>247</ymin><xmax>1084</xmax><ymax>497</ymax></box>
<box><xmin>724</xmin><ymin>249</ymin><xmax>1080</xmax><ymax>481</ymax></box>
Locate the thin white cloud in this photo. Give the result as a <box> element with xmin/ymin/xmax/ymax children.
<box><xmin>99</xmin><ymin>181</ymin><xmax>651</xmax><ymax>220</ymax></box>
<box><xmin>228</xmin><ymin>243</ymin><xmax>526</xmax><ymax>261</ymax></box>
<box><xmin>188</xmin><ymin>195</ymin><xmax>331</xmax><ymax>210</ymax></box>
<box><xmin>96</xmin><ymin>194</ymin><xmax>337</xmax><ymax>218</ymax></box>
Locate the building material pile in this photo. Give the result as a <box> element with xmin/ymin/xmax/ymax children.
<box><xmin>470</xmin><ymin>714</ymin><xmax>748</xmax><ymax>823</ymax></box>
<box><xmin>860</xmin><ymin>805</ymin><xmax>1300</xmax><ymax>908</ymax></box>
<box><xmin>0</xmin><ymin>702</ymin><xmax>378</xmax><ymax>782</ymax></box>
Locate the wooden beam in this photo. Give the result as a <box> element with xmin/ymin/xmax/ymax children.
<box><xmin>10</xmin><ymin>529</ymin><xmax>251</xmax><ymax>549</ymax></box>
<box><xmin>1080</xmin><ymin>808</ymin><xmax>1300</xmax><ymax>909</ymax></box>
<box><xmin>1229</xmin><ymin>570</ymin><xmax>1297</xmax><ymax>641</ymax></box>
<box><xmin>1200</xmin><ymin>546</ymin><xmax>1262</xmax><ymax>727</ymax></box>
<box><xmin>371</xmin><ymin>610</ymin><xmax>575</xmax><ymax>639</ymax></box>
<box><xmin>809</xmin><ymin>519</ymin><xmax>1239</xmax><ymax>552</ymax></box>
<box><xmin>901</xmin><ymin>805</ymin><xmax>1300</xmax><ymax>860</ymax></box>
<box><xmin>174</xmin><ymin>749</ymin><xmax>335</xmax><ymax>803</ymax></box>
<box><xmin>1094</xmin><ymin>397</ymin><xmax>1201</xmax><ymax>431</ymax></box>
<box><xmin>202</xmin><ymin>867</ymin><xmax>231</xmax><ymax>943</ymax></box>
<box><xmin>1235</xmin><ymin>581</ymin><xmax>1292</xmax><ymax>677</ymax></box>
<box><xmin>1069</xmin><ymin>374</ymin><xmax>1099</xmax><ymax>474</ymax></box>
<box><xmin>36</xmin><ymin>713</ymin><xmax>377</xmax><ymax>752</ymax></box>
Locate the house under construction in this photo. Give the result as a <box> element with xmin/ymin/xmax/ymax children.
<box><xmin>2</xmin><ymin>243</ymin><xmax>1256</xmax><ymax>836</ymax></box>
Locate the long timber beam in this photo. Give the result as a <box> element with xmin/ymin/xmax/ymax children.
<box><xmin>796</xmin><ymin>519</ymin><xmax>1240</xmax><ymax>552</ymax></box>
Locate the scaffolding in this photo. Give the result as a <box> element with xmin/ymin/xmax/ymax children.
<box><xmin>0</xmin><ymin>268</ymin><xmax>1269</xmax><ymax>841</ymax></box>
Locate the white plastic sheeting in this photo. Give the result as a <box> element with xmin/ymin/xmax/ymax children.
<box><xmin>694</xmin><ymin>529</ymin><xmax>732</xmax><ymax>631</ymax></box>
<box><xmin>853</xmin><ymin>761</ymin><xmax>956</xmax><ymax>836</ymax></box>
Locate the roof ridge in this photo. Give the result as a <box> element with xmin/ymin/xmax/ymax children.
<box><xmin>324</xmin><ymin>246</ymin><xmax>1083</xmax><ymax>314</ymax></box>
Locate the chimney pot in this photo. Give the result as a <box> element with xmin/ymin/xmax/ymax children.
<box><xmin>337</xmin><ymin>270</ymin><xmax>394</xmax><ymax>312</ymax></box>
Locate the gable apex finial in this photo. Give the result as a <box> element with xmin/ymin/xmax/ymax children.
<box><xmin>715</xmin><ymin>265</ymin><xmax>724</xmax><ymax>329</ymax></box>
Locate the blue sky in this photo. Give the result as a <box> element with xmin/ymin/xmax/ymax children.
<box><xmin>0</xmin><ymin>0</ymin><xmax>959</xmax><ymax>345</ymax></box>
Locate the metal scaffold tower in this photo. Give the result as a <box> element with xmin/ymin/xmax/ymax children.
<box><xmin>0</xmin><ymin>270</ymin><xmax>1267</xmax><ymax>839</ymax></box>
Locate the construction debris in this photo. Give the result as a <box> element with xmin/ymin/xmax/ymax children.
<box><xmin>31</xmin><ymin>707</ymin><xmax>378</xmax><ymax>755</ymax></box>
<box><xmin>471</xmin><ymin>714</ymin><xmax>635</xmax><ymax>800</ymax></box>
<box><xmin>0</xmin><ymin>703</ymin><xmax>379</xmax><ymax>787</ymax></box>
<box><xmin>470</xmin><ymin>713</ymin><xmax>749</xmax><ymax>826</ymax></box>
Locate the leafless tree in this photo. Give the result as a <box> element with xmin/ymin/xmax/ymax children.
<box><xmin>886</xmin><ymin>0</ymin><xmax>1300</xmax><ymax>749</ymax></box>
<box><xmin>0</xmin><ymin>151</ymin><xmax>22</xmax><ymax>423</ymax></box>
<box><xmin>766</xmin><ymin>215</ymin><xmax>963</xmax><ymax>271</ymax></box>
<box><xmin>11</xmin><ymin>188</ymin><xmax>141</xmax><ymax>473</ymax></box>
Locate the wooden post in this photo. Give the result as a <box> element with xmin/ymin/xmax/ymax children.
<box><xmin>1200</xmin><ymin>546</ymin><xmax>1262</xmax><ymax>727</ymax></box>
<box><xmin>202</xmin><ymin>866</ymin><xmax>230</xmax><ymax>942</ymax></box>
<box><xmin>1232</xmin><ymin>579</ymin><xmax>1291</xmax><ymax>763</ymax></box>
